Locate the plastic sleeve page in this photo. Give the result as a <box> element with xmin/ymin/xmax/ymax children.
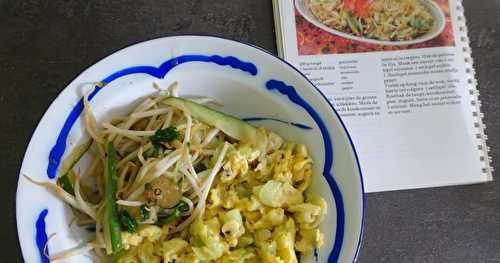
<box><xmin>278</xmin><ymin>0</ymin><xmax>490</xmax><ymax>192</ymax></box>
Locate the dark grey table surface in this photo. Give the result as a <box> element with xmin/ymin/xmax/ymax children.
<box><xmin>1</xmin><ymin>1</ymin><xmax>499</xmax><ymax>262</ymax></box>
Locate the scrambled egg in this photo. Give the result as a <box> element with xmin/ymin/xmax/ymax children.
<box><xmin>116</xmin><ymin>134</ymin><xmax>327</xmax><ymax>263</ymax></box>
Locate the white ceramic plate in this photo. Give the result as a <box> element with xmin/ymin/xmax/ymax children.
<box><xmin>295</xmin><ymin>0</ymin><xmax>446</xmax><ymax>46</ymax></box>
<box><xmin>16</xmin><ymin>35</ymin><xmax>364</xmax><ymax>263</ymax></box>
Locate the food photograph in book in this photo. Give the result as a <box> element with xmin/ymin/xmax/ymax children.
<box><xmin>295</xmin><ymin>0</ymin><xmax>455</xmax><ymax>55</ymax></box>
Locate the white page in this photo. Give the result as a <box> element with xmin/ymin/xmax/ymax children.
<box><xmin>276</xmin><ymin>0</ymin><xmax>492</xmax><ymax>192</ymax></box>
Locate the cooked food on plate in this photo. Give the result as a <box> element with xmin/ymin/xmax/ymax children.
<box><xmin>307</xmin><ymin>0</ymin><xmax>435</xmax><ymax>41</ymax></box>
<box><xmin>26</xmin><ymin>82</ymin><xmax>327</xmax><ymax>262</ymax></box>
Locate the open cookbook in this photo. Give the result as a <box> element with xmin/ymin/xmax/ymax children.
<box><xmin>272</xmin><ymin>0</ymin><xmax>493</xmax><ymax>192</ymax></box>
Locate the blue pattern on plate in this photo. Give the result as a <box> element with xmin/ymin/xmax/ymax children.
<box><xmin>36</xmin><ymin>209</ymin><xmax>50</xmax><ymax>263</ymax></box>
<box><xmin>266</xmin><ymin>79</ymin><xmax>345</xmax><ymax>262</ymax></box>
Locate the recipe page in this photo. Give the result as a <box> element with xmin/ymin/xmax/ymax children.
<box><xmin>276</xmin><ymin>0</ymin><xmax>491</xmax><ymax>192</ymax></box>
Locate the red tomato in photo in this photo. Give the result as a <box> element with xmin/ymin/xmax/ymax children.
<box><xmin>354</xmin><ymin>0</ymin><xmax>374</xmax><ymax>17</ymax></box>
<box><xmin>344</xmin><ymin>0</ymin><xmax>374</xmax><ymax>17</ymax></box>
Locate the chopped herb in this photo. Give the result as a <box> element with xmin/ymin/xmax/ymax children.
<box><xmin>140</xmin><ymin>205</ymin><xmax>150</xmax><ymax>221</ymax></box>
<box><xmin>411</xmin><ymin>18</ymin><xmax>423</xmax><ymax>30</ymax></box>
<box><xmin>149</xmin><ymin>127</ymin><xmax>180</xmax><ymax>149</ymax></box>
<box><xmin>118</xmin><ymin>210</ymin><xmax>138</xmax><ymax>233</ymax></box>
<box><xmin>158</xmin><ymin>201</ymin><xmax>189</xmax><ymax>225</ymax></box>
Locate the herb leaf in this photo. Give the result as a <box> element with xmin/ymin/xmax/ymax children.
<box><xmin>158</xmin><ymin>201</ymin><xmax>189</xmax><ymax>225</ymax></box>
<box><xmin>118</xmin><ymin>210</ymin><xmax>138</xmax><ymax>233</ymax></box>
<box><xmin>149</xmin><ymin>127</ymin><xmax>180</xmax><ymax>149</ymax></box>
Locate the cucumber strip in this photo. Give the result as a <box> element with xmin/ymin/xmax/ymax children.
<box><xmin>59</xmin><ymin>139</ymin><xmax>93</xmax><ymax>176</ymax></box>
<box><xmin>57</xmin><ymin>139</ymin><xmax>93</xmax><ymax>195</ymax></box>
<box><xmin>163</xmin><ymin>97</ymin><xmax>266</xmax><ymax>146</ymax></box>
